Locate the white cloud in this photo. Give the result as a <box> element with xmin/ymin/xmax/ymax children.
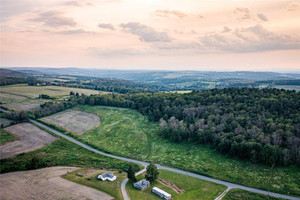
<box><xmin>120</xmin><ymin>22</ymin><xmax>172</xmax><ymax>42</ymax></box>
<box><xmin>98</xmin><ymin>23</ymin><xmax>115</xmax><ymax>30</ymax></box>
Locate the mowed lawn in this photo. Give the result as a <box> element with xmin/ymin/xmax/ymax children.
<box><xmin>74</xmin><ymin>105</ymin><xmax>300</xmax><ymax>197</ymax></box>
<box><xmin>127</xmin><ymin>169</ymin><xmax>226</xmax><ymax>200</ymax></box>
<box><xmin>0</xmin><ymin>85</ymin><xmax>100</xmax><ymax>99</ymax></box>
<box><xmin>63</xmin><ymin>168</ymin><xmax>126</xmax><ymax>200</ymax></box>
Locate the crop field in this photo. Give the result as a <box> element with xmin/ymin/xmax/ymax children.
<box><xmin>127</xmin><ymin>169</ymin><xmax>226</xmax><ymax>200</ymax></box>
<box><xmin>63</xmin><ymin>168</ymin><xmax>126</xmax><ymax>200</ymax></box>
<box><xmin>1</xmin><ymin>123</ymin><xmax>57</xmax><ymax>159</ymax></box>
<box><xmin>5</xmin><ymin>99</ymin><xmax>47</xmax><ymax>111</ymax></box>
<box><xmin>0</xmin><ymin>128</ymin><xmax>17</xmax><ymax>145</ymax></box>
<box><xmin>223</xmin><ymin>189</ymin><xmax>287</xmax><ymax>200</ymax></box>
<box><xmin>0</xmin><ymin>85</ymin><xmax>100</xmax><ymax>99</ymax></box>
<box><xmin>68</xmin><ymin>105</ymin><xmax>300</xmax><ymax>197</ymax></box>
<box><xmin>0</xmin><ymin>118</ymin><xmax>12</xmax><ymax>127</ymax></box>
<box><xmin>0</xmin><ymin>167</ymin><xmax>113</xmax><ymax>200</ymax></box>
<box><xmin>41</xmin><ymin>109</ymin><xmax>100</xmax><ymax>135</ymax></box>
<box><xmin>0</xmin><ymin>92</ymin><xmax>28</xmax><ymax>104</ymax></box>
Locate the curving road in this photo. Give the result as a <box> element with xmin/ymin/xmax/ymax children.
<box><xmin>29</xmin><ymin>119</ymin><xmax>300</xmax><ymax>200</ymax></box>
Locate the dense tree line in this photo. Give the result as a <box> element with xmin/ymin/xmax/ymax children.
<box><xmin>80</xmin><ymin>88</ymin><xmax>300</xmax><ymax>166</ymax></box>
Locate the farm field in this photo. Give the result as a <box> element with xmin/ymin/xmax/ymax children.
<box><xmin>0</xmin><ymin>166</ymin><xmax>113</xmax><ymax>200</ymax></box>
<box><xmin>41</xmin><ymin>109</ymin><xmax>100</xmax><ymax>135</ymax></box>
<box><xmin>0</xmin><ymin>128</ymin><xmax>17</xmax><ymax>145</ymax></box>
<box><xmin>0</xmin><ymin>92</ymin><xmax>28</xmax><ymax>104</ymax></box>
<box><xmin>67</xmin><ymin>105</ymin><xmax>300</xmax><ymax>197</ymax></box>
<box><xmin>127</xmin><ymin>169</ymin><xmax>226</xmax><ymax>200</ymax></box>
<box><xmin>63</xmin><ymin>168</ymin><xmax>126</xmax><ymax>200</ymax></box>
<box><xmin>0</xmin><ymin>123</ymin><xmax>57</xmax><ymax>159</ymax></box>
<box><xmin>0</xmin><ymin>128</ymin><xmax>139</xmax><ymax>174</ymax></box>
<box><xmin>0</xmin><ymin>118</ymin><xmax>12</xmax><ymax>127</ymax></box>
<box><xmin>5</xmin><ymin>99</ymin><xmax>47</xmax><ymax>111</ymax></box>
<box><xmin>223</xmin><ymin>189</ymin><xmax>287</xmax><ymax>200</ymax></box>
<box><xmin>0</xmin><ymin>85</ymin><xmax>100</xmax><ymax>99</ymax></box>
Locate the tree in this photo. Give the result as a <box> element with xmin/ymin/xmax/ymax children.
<box><xmin>70</xmin><ymin>91</ymin><xmax>74</xmax><ymax>95</ymax></box>
<box><xmin>145</xmin><ymin>162</ymin><xmax>159</xmax><ymax>183</ymax></box>
<box><xmin>127</xmin><ymin>164</ymin><xmax>137</xmax><ymax>183</ymax></box>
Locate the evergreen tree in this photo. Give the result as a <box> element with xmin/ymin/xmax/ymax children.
<box><xmin>145</xmin><ymin>162</ymin><xmax>159</xmax><ymax>183</ymax></box>
<box><xmin>127</xmin><ymin>164</ymin><xmax>137</xmax><ymax>183</ymax></box>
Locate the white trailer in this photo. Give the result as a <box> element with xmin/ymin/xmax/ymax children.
<box><xmin>152</xmin><ymin>187</ymin><xmax>171</xmax><ymax>200</ymax></box>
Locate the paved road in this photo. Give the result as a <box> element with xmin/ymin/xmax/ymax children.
<box><xmin>121</xmin><ymin>168</ymin><xmax>147</xmax><ymax>200</ymax></box>
<box><xmin>29</xmin><ymin>119</ymin><xmax>300</xmax><ymax>200</ymax></box>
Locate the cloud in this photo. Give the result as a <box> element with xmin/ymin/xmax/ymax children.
<box><xmin>87</xmin><ymin>47</ymin><xmax>145</xmax><ymax>57</ymax></box>
<box><xmin>98</xmin><ymin>23</ymin><xmax>115</xmax><ymax>30</ymax></box>
<box><xmin>63</xmin><ymin>1</ymin><xmax>81</xmax><ymax>7</ymax></box>
<box><xmin>58</xmin><ymin>29</ymin><xmax>88</xmax><ymax>34</ymax></box>
<box><xmin>287</xmin><ymin>2</ymin><xmax>300</xmax><ymax>11</ymax></box>
<box><xmin>200</xmin><ymin>24</ymin><xmax>300</xmax><ymax>53</ymax></box>
<box><xmin>155</xmin><ymin>10</ymin><xmax>188</xmax><ymax>19</ymax></box>
<box><xmin>234</xmin><ymin>7</ymin><xmax>251</xmax><ymax>20</ymax></box>
<box><xmin>30</xmin><ymin>11</ymin><xmax>77</xmax><ymax>27</ymax></box>
<box><xmin>120</xmin><ymin>22</ymin><xmax>172</xmax><ymax>42</ymax></box>
<box><xmin>222</xmin><ymin>26</ymin><xmax>232</xmax><ymax>33</ymax></box>
<box><xmin>257</xmin><ymin>13</ymin><xmax>268</xmax><ymax>21</ymax></box>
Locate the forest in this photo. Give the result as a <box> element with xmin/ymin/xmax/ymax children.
<box><xmin>77</xmin><ymin>88</ymin><xmax>300</xmax><ymax>166</ymax></box>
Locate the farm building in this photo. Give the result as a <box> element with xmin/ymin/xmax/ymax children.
<box><xmin>134</xmin><ymin>179</ymin><xmax>150</xmax><ymax>190</ymax></box>
<box><xmin>152</xmin><ymin>187</ymin><xmax>171</xmax><ymax>200</ymax></box>
<box><xmin>97</xmin><ymin>172</ymin><xmax>116</xmax><ymax>181</ymax></box>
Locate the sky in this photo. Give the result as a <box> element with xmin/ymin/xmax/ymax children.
<box><xmin>0</xmin><ymin>0</ymin><xmax>300</xmax><ymax>71</ymax></box>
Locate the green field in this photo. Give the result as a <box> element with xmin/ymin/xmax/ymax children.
<box><xmin>127</xmin><ymin>169</ymin><xmax>226</xmax><ymax>200</ymax></box>
<box><xmin>0</xmin><ymin>128</ymin><xmax>17</xmax><ymax>145</ymax></box>
<box><xmin>223</xmin><ymin>189</ymin><xmax>287</xmax><ymax>200</ymax></box>
<box><xmin>69</xmin><ymin>105</ymin><xmax>300</xmax><ymax>197</ymax></box>
<box><xmin>0</xmin><ymin>126</ymin><xmax>140</xmax><ymax>174</ymax></box>
<box><xmin>63</xmin><ymin>168</ymin><xmax>126</xmax><ymax>200</ymax></box>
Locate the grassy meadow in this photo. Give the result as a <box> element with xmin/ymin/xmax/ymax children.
<box><xmin>63</xmin><ymin>168</ymin><xmax>126</xmax><ymax>200</ymax></box>
<box><xmin>127</xmin><ymin>169</ymin><xmax>226</xmax><ymax>200</ymax></box>
<box><xmin>0</xmin><ymin>126</ymin><xmax>140</xmax><ymax>174</ymax></box>
<box><xmin>223</xmin><ymin>189</ymin><xmax>288</xmax><ymax>200</ymax></box>
<box><xmin>67</xmin><ymin>105</ymin><xmax>300</xmax><ymax>197</ymax></box>
<box><xmin>0</xmin><ymin>128</ymin><xmax>17</xmax><ymax>145</ymax></box>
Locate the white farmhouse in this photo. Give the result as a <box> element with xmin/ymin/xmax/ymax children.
<box><xmin>97</xmin><ymin>172</ymin><xmax>116</xmax><ymax>181</ymax></box>
<box><xmin>152</xmin><ymin>187</ymin><xmax>171</xmax><ymax>200</ymax></box>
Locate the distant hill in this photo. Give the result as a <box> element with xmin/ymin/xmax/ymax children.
<box><xmin>0</xmin><ymin>68</ymin><xmax>27</xmax><ymax>78</ymax></box>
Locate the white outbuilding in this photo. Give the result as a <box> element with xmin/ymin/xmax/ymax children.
<box><xmin>97</xmin><ymin>172</ymin><xmax>116</xmax><ymax>181</ymax></box>
<box><xmin>152</xmin><ymin>187</ymin><xmax>171</xmax><ymax>200</ymax></box>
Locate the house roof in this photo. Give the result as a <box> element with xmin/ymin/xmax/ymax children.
<box><xmin>100</xmin><ymin>171</ymin><xmax>115</xmax><ymax>179</ymax></box>
<box><xmin>135</xmin><ymin>179</ymin><xmax>150</xmax><ymax>187</ymax></box>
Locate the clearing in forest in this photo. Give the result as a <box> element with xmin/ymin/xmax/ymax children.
<box><xmin>41</xmin><ymin>109</ymin><xmax>100</xmax><ymax>135</ymax></box>
<box><xmin>0</xmin><ymin>167</ymin><xmax>113</xmax><ymax>200</ymax></box>
<box><xmin>0</xmin><ymin>123</ymin><xmax>57</xmax><ymax>159</ymax></box>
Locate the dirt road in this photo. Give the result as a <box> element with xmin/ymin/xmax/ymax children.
<box><xmin>0</xmin><ymin>166</ymin><xmax>114</xmax><ymax>200</ymax></box>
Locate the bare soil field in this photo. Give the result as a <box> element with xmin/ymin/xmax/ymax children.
<box><xmin>0</xmin><ymin>85</ymin><xmax>100</xmax><ymax>99</ymax></box>
<box><xmin>0</xmin><ymin>166</ymin><xmax>114</xmax><ymax>200</ymax></box>
<box><xmin>0</xmin><ymin>123</ymin><xmax>57</xmax><ymax>159</ymax></box>
<box><xmin>41</xmin><ymin>109</ymin><xmax>100</xmax><ymax>134</ymax></box>
<box><xmin>0</xmin><ymin>118</ymin><xmax>12</xmax><ymax>127</ymax></box>
<box><xmin>5</xmin><ymin>99</ymin><xmax>46</xmax><ymax>111</ymax></box>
